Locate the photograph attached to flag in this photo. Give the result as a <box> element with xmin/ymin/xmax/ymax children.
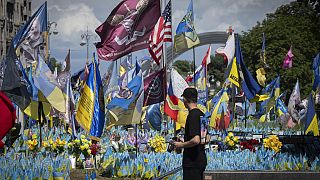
<box><xmin>148</xmin><ymin>0</ymin><xmax>172</xmax><ymax>65</ymax></box>
<box><xmin>14</xmin><ymin>2</ymin><xmax>47</xmax><ymax>69</ymax></box>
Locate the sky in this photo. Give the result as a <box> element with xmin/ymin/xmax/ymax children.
<box><xmin>31</xmin><ymin>0</ymin><xmax>293</xmax><ymax>74</ymax></box>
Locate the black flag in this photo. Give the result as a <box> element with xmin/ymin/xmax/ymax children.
<box><xmin>143</xmin><ymin>69</ymin><xmax>165</xmax><ymax>106</ymax></box>
<box><xmin>0</xmin><ymin>44</ymin><xmax>31</xmax><ymax>110</ymax></box>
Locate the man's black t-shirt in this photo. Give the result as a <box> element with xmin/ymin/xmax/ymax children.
<box><xmin>183</xmin><ymin>108</ymin><xmax>207</xmax><ymax>168</ymax></box>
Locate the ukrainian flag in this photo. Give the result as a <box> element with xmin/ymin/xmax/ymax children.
<box><xmin>76</xmin><ymin>60</ymin><xmax>105</xmax><ymax>139</ymax></box>
<box><xmin>33</xmin><ymin>53</ymin><xmax>66</xmax><ymax>113</ymax></box>
<box><xmin>305</xmin><ymin>93</ymin><xmax>319</xmax><ymax>136</ymax></box>
<box><xmin>275</xmin><ymin>98</ymin><xmax>288</xmax><ymax>117</ymax></box>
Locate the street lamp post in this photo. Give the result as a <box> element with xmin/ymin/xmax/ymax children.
<box><xmin>80</xmin><ymin>27</ymin><xmax>95</xmax><ymax>64</ymax></box>
<box><xmin>47</xmin><ymin>21</ymin><xmax>58</xmax><ymax>62</ymax></box>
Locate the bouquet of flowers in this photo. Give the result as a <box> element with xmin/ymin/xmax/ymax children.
<box><xmin>54</xmin><ymin>138</ymin><xmax>67</xmax><ymax>154</ymax></box>
<box><xmin>148</xmin><ymin>135</ymin><xmax>166</xmax><ymax>153</ymax></box>
<box><xmin>89</xmin><ymin>142</ymin><xmax>101</xmax><ymax>156</ymax></box>
<box><xmin>240</xmin><ymin>139</ymin><xmax>259</xmax><ymax>152</ymax></box>
<box><xmin>263</xmin><ymin>135</ymin><xmax>282</xmax><ymax>153</ymax></box>
<box><xmin>68</xmin><ymin>135</ymin><xmax>92</xmax><ymax>158</ymax></box>
<box><xmin>26</xmin><ymin>134</ymin><xmax>39</xmax><ymax>152</ymax></box>
<box><xmin>224</xmin><ymin>132</ymin><xmax>239</xmax><ymax>150</ymax></box>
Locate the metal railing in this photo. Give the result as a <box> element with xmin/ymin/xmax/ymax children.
<box><xmin>154</xmin><ymin>166</ymin><xmax>182</xmax><ymax>180</ymax></box>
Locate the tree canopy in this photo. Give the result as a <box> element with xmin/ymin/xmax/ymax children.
<box><xmin>240</xmin><ymin>0</ymin><xmax>320</xmax><ymax>100</ymax></box>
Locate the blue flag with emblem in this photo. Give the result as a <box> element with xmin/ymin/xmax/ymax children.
<box><xmin>107</xmin><ymin>61</ymin><xmax>142</xmax><ymax>110</ymax></box>
<box><xmin>106</xmin><ymin>61</ymin><xmax>144</xmax><ymax>125</ymax></box>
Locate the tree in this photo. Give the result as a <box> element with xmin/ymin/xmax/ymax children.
<box><xmin>48</xmin><ymin>57</ymin><xmax>62</xmax><ymax>74</ymax></box>
<box><xmin>240</xmin><ymin>0</ymin><xmax>320</xmax><ymax>100</ymax></box>
<box><xmin>208</xmin><ymin>55</ymin><xmax>227</xmax><ymax>86</ymax></box>
<box><xmin>172</xmin><ymin>60</ymin><xmax>191</xmax><ymax>77</ymax></box>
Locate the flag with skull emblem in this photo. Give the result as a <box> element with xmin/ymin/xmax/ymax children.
<box><xmin>95</xmin><ymin>0</ymin><xmax>160</xmax><ymax>61</ymax></box>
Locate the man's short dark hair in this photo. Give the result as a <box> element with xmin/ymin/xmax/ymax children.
<box><xmin>181</xmin><ymin>87</ymin><xmax>198</xmax><ymax>103</ymax></box>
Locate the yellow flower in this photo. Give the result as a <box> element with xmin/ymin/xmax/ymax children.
<box><xmin>228</xmin><ymin>140</ymin><xmax>234</xmax><ymax>147</ymax></box>
<box><xmin>273</xmin><ymin>147</ymin><xmax>279</xmax><ymax>153</ymax></box>
<box><xmin>74</xmin><ymin>139</ymin><xmax>80</xmax><ymax>144</ymax></box>
<box><xmin>82</xmin><ymin>139</ymin><xmax>88</xmax><ymax>143</ymax></box>
<box><xmin>80</xmin><ymin>145</ymin><xmax>85</xmax><ymax>151</ymax></box>
<box><xmin>84</xmin><ymin>143</ymin><xmax>89</xmax><ymax>149</ymax></box>
<box><xmin>225</xmin><ymin>136</ymin><xmax>230</xmax><ymax>142</ymax></box>
<box><xmin>68</xmin><ymin>143</ymin><xmax>73</xmax><ymax>148</ymax></box>
<box><xmin>144</xmin><ymin>158</ymin><xmax>149</xmax><ymax>163</ymax></box>
<box><xmin>228</xmin><ymin>132</ymin><xmax>234</xmax><ymax>137</ymax></box>
<box><xmin>42</xmin><ymin>141</ymin><xmax>48</xmax><ymax>148</ymax></box>
<box><xmin>32</xmin><ymin>134</ymin><xmax>37</xmax><ymax>140</ymax></box>
<box><xmin>80</xmin><ymin>135</ymin><xmax>86</xmax><ymax>139</ymax></box>
<box><xmin>87</xmin><ymin>149</ymin><xmax>91</xmax><ymax>154</ymax></box>
<box><xmin>234</xmin><ymin>136</ymin><xmax>239</xmax><ymax>143</ymax></box>
<box><xmin>53</xmin><ymin>143</ymin><xmax>58</xmax><ymax>149</ymax></box>
<box><xmin>49</xmin><ymin>139</ymin><xmax>54</xmax><ymax>145</ymax></box>
<box><xmin>263</xmin><ymin>135</ymin><xmax>282</xmax><ymax>152</ymax></box>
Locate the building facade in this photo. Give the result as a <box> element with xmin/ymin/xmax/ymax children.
<box><xmin>0</xmin><ymin>0</ymin><xmax>31</xmax><ymax>59</ymax></box>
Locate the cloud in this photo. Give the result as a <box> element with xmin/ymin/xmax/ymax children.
<box><xmin>54</xmin><ymin>3</ymin><xmax>101</xmax><ymax>47</ymax></box>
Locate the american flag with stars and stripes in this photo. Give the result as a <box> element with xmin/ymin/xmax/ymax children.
<box><xmin>148</xmin><ymin>0</ymin><xmax>172</xmax><ymax>65</ymax></box>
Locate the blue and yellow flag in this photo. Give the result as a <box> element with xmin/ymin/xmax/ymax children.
<box><xmin>305</xmin><ymin>93</ymin><xmax>319</xmax><ymax>136</ymax></box>
<box><xmin>275</xmin><ymin>97</ymin><xmax>288</xmax><ymax>117</ymax></box>
<box><xmin>235</xmin><ymin>34</ymin><xmax>261</xmax><ymax>100</ymax></box>
<box><xmin>174</xmin><ymin>0</ymin><xmax>200</xmax><ymax>52</ymax></box>
<box><xmin>107</xmin><ymin>61</ymin><xmax>143</xmax><ymax>125</ymax></box>
<box><xmin>33</xmin><ymin>53</ymin><xmax>66</xmax><ymax>112</ymax></box>
<box><xmin>76</xmin><ymin>58</ymin><xmax>105</xmax><ymax>139</ymax></box>
<box><xmin>107</xmin><ymin>62</ymin><xmax>142</xmax><ymax>110</ymax></box>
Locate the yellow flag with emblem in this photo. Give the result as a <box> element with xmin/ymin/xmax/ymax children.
<box><xmin>228</xmin><ymin>57</ymin><xmax>240</xmax><ymax>87</ymax></box>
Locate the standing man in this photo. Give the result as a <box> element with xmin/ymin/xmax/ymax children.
<box><xmin>174</xmin><ymin>87</ymin><xmax>207</xmax><ymax>180</ymax></box>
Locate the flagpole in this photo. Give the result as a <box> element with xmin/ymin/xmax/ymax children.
<box><xmin>193</xmin><ymin>47</ymin><xmax>196</xmax><ymax>87</ymax></box>
<box><xmin>244</xmin><ymin>96</ymin><xmax>247</xmax><ymax>128</ymax></box>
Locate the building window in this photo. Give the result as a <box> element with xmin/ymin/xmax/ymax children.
<box><xmin>29</xmin><ymin>2</ymin><xmax>31</xmax><ymax>11</ymax></box>
<box><xmin>24</xmin><ymin>1</ymin><xmax>27</xmax><ymax>7</ymax></box>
